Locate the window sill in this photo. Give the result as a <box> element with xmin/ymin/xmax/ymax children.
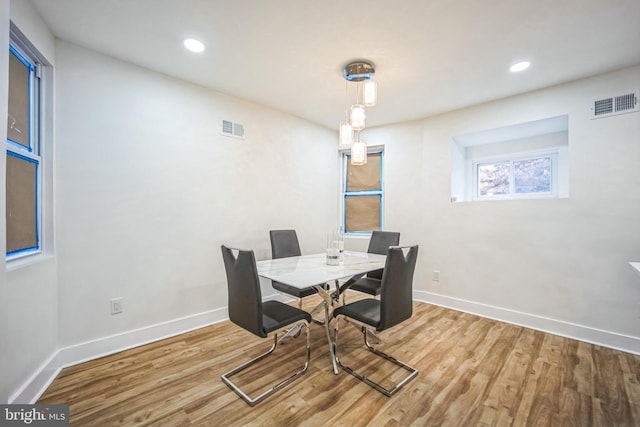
<box><xmin>473</xmin><ymin>194</ymin><xmax>559</xmax><ymax>202</ymax></box>
<box><xmin>6</xmin><ymin>252</ymin><xmax>55</xmax><ymax>272</ymax></box>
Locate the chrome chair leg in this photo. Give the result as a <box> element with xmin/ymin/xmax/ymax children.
<box><xmin>340</xmin><ymin>318</ymin><xmax>382</xmax><ymax>345</ymax></box>
<box><xmin>365</xmin><ymin>328</ymin><xmax>382</xmax><ymax>345</ymax></box>
<box><xmin>221</xmin><ymin>321</ymin><xmax>311</xmax><ymax>406</ymax></box>
<box><xmin>333</xmin><ymin>317</ymin><xmax>418</xmax><ymax>397</ymax></box>
<box><xmin>280</xmin><ymin>321</ymin><xmax>306</xmax><ymax>342</ymax></box>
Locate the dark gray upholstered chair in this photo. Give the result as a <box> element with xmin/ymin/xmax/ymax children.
<box><xmin>220</xmin><ymin>245</ymin><xmax>312</xmax><ymax>406</ymax></box>
<box><xmin>341</xmin><ymin>231</ymin><xmax>400</xmax><ymax>298</ymax></box>
<box><xmin>270</xmin><ymin>230</ymin><xmax>326</xmax><ymax>308</ymax></box>
<box><xmin>332</xmin><ymin>245</ymin><xmax>419</xmax><ymax>396</ymax></box>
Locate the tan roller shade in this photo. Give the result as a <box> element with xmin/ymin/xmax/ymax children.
<box><xmin>6</xmin><ymin>154</ymin><xmax>37</xmax><ymax>253</ymax></box>
<box><xmin>345</xmin><ymin>195</ymin><xmax>380</xmax><ymax>233</ymax></box>
<box><xmin>7</xmin><ymin>50</ymin><xmax>31</xmax><ymax>149</ymax></box>
<box><xmin>347</xmin><ymin>153</ymin><xmax>381</xmax><ymax>191</ymax></box>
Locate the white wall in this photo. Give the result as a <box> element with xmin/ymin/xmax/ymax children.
<box><xmin>374</xmin><ymin>66</ymin><xmax>640</xmax><ymax>351</ymax></box>
<box><xmin>344</xmin><ymin>121</ymin><xmax>425</xmax><ymax>252</ymax></box>
<box><xmin>4</xmin><ymin>0</ymin><xmax>58</xmax><ymax>403</ymax></box>
<box><xmin>4</xmin><ymin>1</ymin><xmax>638</xmax><ymax>403</ymax></box>
<box><xmin>5</xmin><ymin>9</ymin><xmax>337</xmax><ymax>401</ymax></box>
<box><xmin>54</xmin><ymin>40</ymin><xmax>337</xmax><ymax>348</ymax></box>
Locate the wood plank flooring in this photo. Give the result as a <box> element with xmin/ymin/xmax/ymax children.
<box><xmin>38</xmin><ymin>300</ymin><xmax>640</xmax><ymax>426</ymax></box>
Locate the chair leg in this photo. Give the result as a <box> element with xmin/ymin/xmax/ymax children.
<box><xmin>221</xmin><ymin>321</ymin><xmax>311</xmax><ymax>406</ymax></box>
<box><xmin>365</xmin><ymin>328</ymin><xmax>382</xmax><ymax>345</ymax></box>
<box><xmin>341</xmin><ymin>318</ymin><xmax>382</xmax><ymax>345</ymax></box>
<box><xmin>333</xmin><ymin>318</ymin><xmax>418</xmax><ymax>397</ymax></box>
<box><xmin>285</xmin><ymin>296</ymin><xmax>318</xmax><ymax>338</ymax></box>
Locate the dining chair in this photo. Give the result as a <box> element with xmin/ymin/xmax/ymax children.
<box><xmin>270</xmin><ymin>230</ymin><xmax>328</xmax><ymax>315</ymax></box>
<box><xmin>220</xmin><ymin>245</ymin><xmax>312</xmax><ymax>406</ymax></box>
<box><xmin>340</xmin><ymin>230</ymin><xmax>400</xmax><ymax>299</ymax></box>
<box><xmin>332</xmin><ymin>245</ymin><xmax>419</xmax><ymax>396</ymax></box>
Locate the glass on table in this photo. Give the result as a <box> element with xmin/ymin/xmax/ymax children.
<box><xmin>326</xmin><ymin>229</ymin><xmax>344</xmax><ymax>265</ymax></box>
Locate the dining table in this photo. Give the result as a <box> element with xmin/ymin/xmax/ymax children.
<box><xmin>256</xmin><ymin>250</ymin><xmax>387</xmax><ymax>374</ymax></box>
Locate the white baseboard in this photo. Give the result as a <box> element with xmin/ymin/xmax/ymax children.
<box><xmin>10</xmin><ymin>307</ymin><xmax>229</xmax><ymax>404</ymax></box>
<box><xmin>414</xmin><ymin>290</ymin><xmax>640</xmax><ymax>355</ymax></box>
<box><xmin>15</xmin><ymin>291</ymin><xmax>638</xmax><ymax>404</ymax></box>
<box><xmin>58</xmin><ymin>307</ymin><xmax>229</xmax><ymax>368</ymax></box>
<box><xmin>9</xmin><ymin>351</ymin><xmax>61</xmax><ymax>404</ymax></box>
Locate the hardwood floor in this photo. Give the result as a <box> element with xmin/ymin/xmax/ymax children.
<box><xmin>38</xmin><ymin>300</ymin><xmax>640</xmax><ymax>426</ymax></box>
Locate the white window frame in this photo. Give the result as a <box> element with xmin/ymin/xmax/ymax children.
<box><xmin>472</xmin><ymin>149</ymin><xmax>559</xmax><ymax>201</ymax></box>
<box><xmin>451</xmin><ymin>115</ymin><xmax>569</xmax><ymax>203</ymax></box>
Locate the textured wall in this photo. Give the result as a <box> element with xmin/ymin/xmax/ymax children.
<box><xmin>53</xmin><ymin>40</ymin><xmax>338</xmax><ymax>347</ymax></box>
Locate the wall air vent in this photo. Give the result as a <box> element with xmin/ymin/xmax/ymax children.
<box><xmin>591</xmin><ymin>90</ymin><xmax>639</xmax><ymax>119</ymax></box>
<box><xmin>220</xmin><ymin>120</ymin><xmax>245</xmax><ymax>139</ymax></box>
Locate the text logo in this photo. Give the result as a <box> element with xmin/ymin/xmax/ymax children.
<box><xmin>1</xmin><ymin>405</ymin><xmax>69</xmax><ymax>426</ymax></box>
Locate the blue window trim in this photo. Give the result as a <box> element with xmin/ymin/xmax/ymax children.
<box><xmin>6</xmin><ymin>150</ymin><xmax>40</xmax><ymax>256</ymax></box>
<box><xmin>6</xmin><ymin>37</ymin><xmax>42</xmax><ymax>260</ymax></box>
<box><xmin>6</xmin><ymin>138</ymin><xmax>30</xmax><ymax>151</ymax></box>
<box><xmin>342</xmin><ymin>150</ymin><xmax>384</xmax><ymax>234</ymax></box>
<box><xmin>8</xmin><ymin>44</ymin><xmax>35</xmax><ymax>153</ymax></box>
<box><xmin>9</xmin><ymin>45</ymin><xmax>33</xmax><ymax>68</ymax></box>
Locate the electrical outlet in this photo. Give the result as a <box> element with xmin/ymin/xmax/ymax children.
<box><xmin>432</xmin><ymin>270</ymin><xmax>440</xmax><ymax>282</ymax></box>
<box><xmin>110</xmin><ymin>298</ymin><xmax>123</xmax><ymax>315</ymax></box>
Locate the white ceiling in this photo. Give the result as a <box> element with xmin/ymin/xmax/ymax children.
<box><xmin>28</xmin><ymin>0</ymin><xmax>640</xmax><ymax>129</ymax></box>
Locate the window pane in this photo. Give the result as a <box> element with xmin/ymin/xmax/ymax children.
<box><xmin>347</xmin><ymin>153</ymin><xmax>381</xmax><ymax>191</ymax></box>
<box><xmin>345</xmin><ymin>195</ymin><xmax>380</xmax><ymax>233</ymax></box>
<box><xmin>7</xmin><ymin>49</ymin><xmax>31</xmax><ymax>149</ymax></box>
<box><xmin>514</xmin><ymin>157</ymin><xmax>552</xmax><ymax>193</ymax></box>
<box><xmin>6</xmin><ymin>152</ymin><xmax>38</xmax><ymax>253</ymax></box>
<box><xmin>478</xmin><ymin>162</ymin><xmax>510</xmax><ymax>196</ymax></box>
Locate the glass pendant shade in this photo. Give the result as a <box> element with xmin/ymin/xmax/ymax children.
<box><xmin>339</xmin><ymin>121</ymin><xmax>353</xmax><ymax>148</ymax></box>
<box><xmin>363</xmin><ymin>80</ymin><xmax>377</xmax><ymax>107</ymax></box>
<box><xmin>340</xmin><ymin>61</ymin><xmax>377</xmax><ymax>152</ymax></box>
<box><xmin>351</xmin><ymin>139</ymin><xmax>367</xmax><ymax>165</ymax></box>
<box><xmin>350</xmin><ymin>105</ymin><xmax>366</xmax><ymax>130</ymax></box>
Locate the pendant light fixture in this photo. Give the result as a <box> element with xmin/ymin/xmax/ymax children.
<box><xmin>338</xmin><ymin>60</ymin><xmax>377</xmax><ymax>165</ymax></box>
<box><xmin>351</xmin><ymin>138</ymin><xmax>368</xmax><ymax>165</ymax></box>
<box><xmin>339</xmin><ymin>121</ymin><xmax>353</xmax><ymax>148</ymax></box>
<box><xmin>363</xmin><ymin>80</ymin><xmax>377</xmax><ymax>107</ymax></box>
<box><xmin>349</xmin><ymin>104</ymin><xmax>366</xmax><ymax>130</ymax></box>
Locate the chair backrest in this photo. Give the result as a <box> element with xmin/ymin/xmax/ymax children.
<box><xmin>366</xmin><ymin>231</ymin><xmax>401</xmax><ymax>280</ymax></box>
<box><xmin>221</xmin><ymin>245</ymin><xmax>266</xmax><ymax>338</ymax></box>
<box><xmin>367</xmin><ymin>231</ymin><xmax>400</xmax><ymax>255</ymax></box>
<box><xmin>379</xmin><ymin>245</ymin><xmax>419</xmax><ymax>331</ymax></box>
<box><xmin>270</xmin><ymin>230</ymin><xmax>302</xmax><ymax>259</ymax></box>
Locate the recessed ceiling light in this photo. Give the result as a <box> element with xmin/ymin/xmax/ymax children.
<box><xmin>509</xmin><ymin>61</ymin><xmax>530</xmax><ymax>73</ymax></box>
<box><xmin>183</xmin><ymin>38</ymin><xmax>205</xmax><ymax>53</ymax></box>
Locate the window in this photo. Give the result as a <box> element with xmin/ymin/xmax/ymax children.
<box><xmin>342</xmin><ymin>151</ymin><xmax>383</xmax><ymax>234</ymax></box>
<box><xmin>6</xmin><ymin>36</ymin><xmax>42</xmax><ymax>259</ymax></box>
<box><xmin>475</xmin><ymin>153</ymin><xmax>556</xmax><ymax>199</ymax></box>
<box><xmin>451</xmin><ymin>115</ymin><xmax>569</xmax><ymax>202</ymax></box>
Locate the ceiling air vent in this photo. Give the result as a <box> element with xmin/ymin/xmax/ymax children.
<box><xmin>591</xmin><ymin>90</ymin><xmax>639</xmax><ymax>119</ymax></box>
<box><xmin>220</xmin><ymin>120</ymin><xmax>245</xmax><ymax>139</ymax></box>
